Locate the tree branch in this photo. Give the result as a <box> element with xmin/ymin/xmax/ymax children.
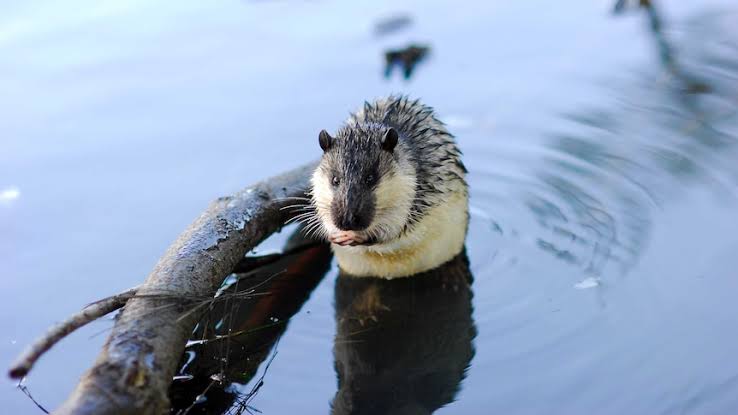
<box><xmin>19</xmin><ymin>161</ymin><xmax>317</xmax><ymax>415</ymax></box>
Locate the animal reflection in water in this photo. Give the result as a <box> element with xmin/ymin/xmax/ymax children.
<box><xmin>169</xmin><ymin>228</ymin><xmax>475</xmax><ymax>415</ymax></box>
<box><xmin>332</xmin><ymin>252</ymin><xmax>476</xmax><ymax>415</ymax></box>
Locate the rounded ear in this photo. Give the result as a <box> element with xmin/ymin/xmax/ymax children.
<box><xmin>381</xmin><ymin>128</ymin><xmax>399</xmax><ymax>152</ymax></box>
<box><xmin>319</xmin><ymin>130</ymin><xmax>333</xmax><ymax>152</ymax></box>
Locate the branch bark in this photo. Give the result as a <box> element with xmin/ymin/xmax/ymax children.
<box><xmin>46</xmin><ymin>161</ymin><xmax>317</xmax><ymax>415</ymax></box>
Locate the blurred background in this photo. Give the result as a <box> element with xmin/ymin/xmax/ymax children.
<box><xmin>2</xmin><ymin>0</ymin><xmax>738</xmax><ymax>413</ymax></box>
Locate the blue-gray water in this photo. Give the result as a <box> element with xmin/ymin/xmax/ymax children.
<box><xmin>3</xmin><ymin>0</ymin><xmax>738</xmax><ymax>413</ymax></box>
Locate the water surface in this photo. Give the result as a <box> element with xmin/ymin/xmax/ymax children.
<box><xmin>2</xmin><ymin>0</ymin><xmax>738</xmax><ymax>413</ymax></box>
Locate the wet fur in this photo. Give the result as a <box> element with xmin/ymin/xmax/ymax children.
<box><xmin>309</xmin><ymin>96</ymin><xmax>468</xmax><ymax>278</ymax></box>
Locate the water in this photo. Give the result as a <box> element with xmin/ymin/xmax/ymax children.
<box><xmin>2</xmin><ymin>0</ymin><xmax>738</xmax><ymax>413</ymax></box>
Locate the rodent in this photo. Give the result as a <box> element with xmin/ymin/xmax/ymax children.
<box><xmin>307</xmin><ymin>95</ymin><xmax>469</xmax><ymax>278</ymax></box>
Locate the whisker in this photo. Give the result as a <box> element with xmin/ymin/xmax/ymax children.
<box><xmin>279</xmin><ymin>203</ymin><xmax>311</xmax><ymax>212</ymax></box>
<box><xmin>286</xmin><ymin>212</ymin><xmax>316</xmax><ymax>225</ymax></box>
<box><xmin>273</xmin><ymin>196</ymin><xmax>311</xmax><ymax>202</ymax></box>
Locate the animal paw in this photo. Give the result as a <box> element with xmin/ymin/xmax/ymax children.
<box><xmin>329</xmin><ymin>231</ymin><xmax>368</xmax><ymax>246</ymax></box>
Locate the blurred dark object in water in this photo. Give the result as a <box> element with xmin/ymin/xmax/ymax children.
<box><xmin>531</xmin><ymin>5</ymin><xmax>738</xmax><ymax>278</ymax></box>
<box><xmin>613</xmin><ymin>0</ymin><xmax>651</xmax><ymax>14</ymax></box>
<box><xmin>384</xmin><ymin>44</ymin><xmax>430</xmax><ymax>80</ymax></box>
<box><xmin>332</xmin><ymin>251</ymin><xmax>476</xmax><ymax>415</ymax></box>
<box><xmin>169</xmin><ymin>229</ymin><xmax>332</xmax><ymax>414</ymax></box>
<box><xmin>615</xmin><ymin>0</ymin><xmax>711</xmax><ymax>95</ymax></box>
<box><xmin>374</xmin><ymin>14</ymin><xmax>413</xmax><ymax>36</ymax></box>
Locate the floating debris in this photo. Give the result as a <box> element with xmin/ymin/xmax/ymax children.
<box><xmin>384</xmin><ymin>44</ymin><xmax>430</xmax><ymax>80</ymax></box>
<box><xmin>574</xmin><ymin>277</ymin><xmax>601</xmax><ymax>289</ymax></box>
<box><xmin>374</xmin><ymin>14</ymin><xmax>413</xmax><ymax>36</ymax></box>
<box><xmin>0</xmin><ymin>186</ymin><xmax>20</xmax><ymax>204</ymax></box>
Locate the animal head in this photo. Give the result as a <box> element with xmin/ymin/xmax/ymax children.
<box><xmin>310</xmin><ymin>125</ymin><xmax>416</xmax><ymax>246</ymax></box>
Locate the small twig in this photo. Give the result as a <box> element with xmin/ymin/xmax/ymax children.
<box><xmin>8</xmin><ymin>286</ymin><xmax>140</xmax><ymax>379</ymax></box>
<box><xmin>18</xmin><ymin>382</ymin><xmax>50</xmax><ymax>414</ymax></box>
<box><xmin>178</xmin><ymin>379</ymin><xmax>218</xmax><ymax>415</ymax></box>
<box><xmin>234</xmin><ymin>339</ymin><xmax>280</xmax><ymax>415</ymax></box>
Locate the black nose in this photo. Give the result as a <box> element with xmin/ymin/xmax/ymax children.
<box><xmin>337</xmin><ymin>211</ymin><xmax>368</xmax><ymax>231</ymax></box>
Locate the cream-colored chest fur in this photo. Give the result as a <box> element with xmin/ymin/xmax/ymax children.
<box><xmin>332</xmin><ymin>191</ymin><xmax>468</xmax><ymax>278</ymax></box>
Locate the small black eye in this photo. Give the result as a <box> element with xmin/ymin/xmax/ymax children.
<box><xmin>332</xmin><ymin>176</ymin><xmax>340</xmax><ymax>187</ymax></box>
<box><xmin>365</xmin><ymin>174</ymin><xmax>376</xmax><ymax>185</ymax></box>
